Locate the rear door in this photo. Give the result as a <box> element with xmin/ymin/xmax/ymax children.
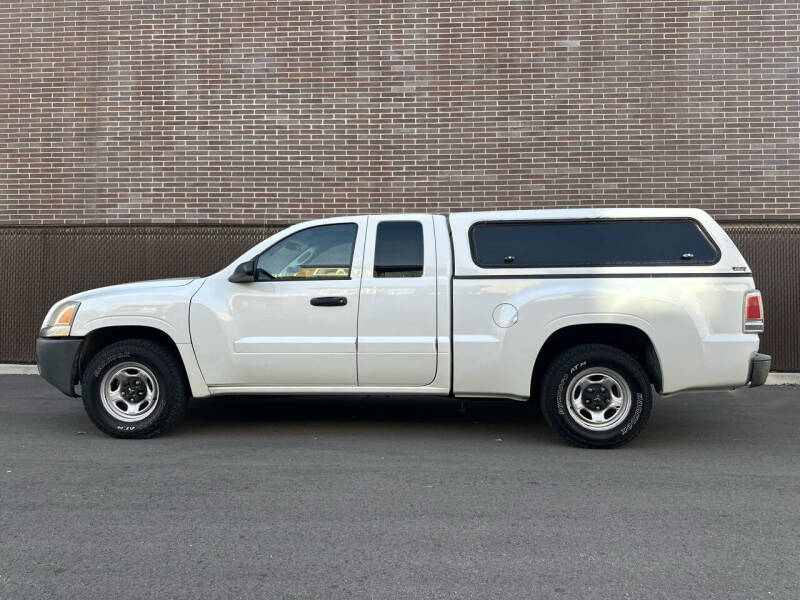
<box><xmin>357</xmin><ymin>215</ymin><xmax>438</xmax><ymax>386</ymax></box>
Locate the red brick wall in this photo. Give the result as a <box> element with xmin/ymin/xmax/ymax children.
<box><xmin>1</xmin><ymin>1</ymin><xmax>799</xmax><ymax>225</ymax></box>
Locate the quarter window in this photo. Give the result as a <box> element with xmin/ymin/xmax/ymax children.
<box><xmin>256</xmin><ymin>223</ymin><xmax>357</xmax><ymax>280</ymax></box>
<box><xmin>470</xmin><ymin>219</ymin><xmax>719</xmax><ymax>268</ymax></box>
<box><xmin>374</xmin><ymin>221</ymin><xmax>424</xmax><ymax>278</ymax></box>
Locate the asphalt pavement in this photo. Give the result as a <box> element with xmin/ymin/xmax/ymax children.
<box><xmin>1</xmin><ymin>374</ymin><xmax>799</xmax><ymax>599</ymax></box>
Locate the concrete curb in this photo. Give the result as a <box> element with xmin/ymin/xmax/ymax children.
<box><xmin>765</xmin><ymin>372</ymin><xmax>800</xmax><ymax>386</ymax></box>
<box><xmin>1</xmin><ymin>364</ymin><xmax>798</xmax><ymax>385</ymax></box>
<box><xmin>0</xmin><ymin>364</ymin><xmax>39</xmax><ymax>375</ymax></box>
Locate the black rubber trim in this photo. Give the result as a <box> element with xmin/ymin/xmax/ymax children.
<box><xmin>453</xmin><ymin>272</ymin><xmax>752</xmax><ymax>280</ymax></box>
<box><xmin>35</xmin><ymin>337</ymin><xmax>83</xmax><ymax>397</ymax></box>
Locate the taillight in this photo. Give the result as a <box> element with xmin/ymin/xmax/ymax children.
<box><xmin>743</xmin><ymin>291</ymin><xmax>764</xmax><ymax>333</ymax></box>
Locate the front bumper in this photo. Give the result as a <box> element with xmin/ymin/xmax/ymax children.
<box><xmin>36</xmin><ymin>337</ymin><xmax>83</xmax><ymax>397</ymax></box>
<box><xmin>749</xmin><ymin>353</ymin><xmax>771</xmax><ymax>388</ymax></box>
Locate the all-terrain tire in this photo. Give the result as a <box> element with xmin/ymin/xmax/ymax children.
<box><xmin>81</xmin><ymin>338</ymin><xmax>188</xmax><ymax>438</ymax></box>
<box><xmin>539</xmin><ymin>344</ymin><xmax>652</xmax><ymax>448</ymax></box>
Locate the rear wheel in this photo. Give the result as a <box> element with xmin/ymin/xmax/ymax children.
<box><xmin>540</xmin><ymin>344</ymin><xmax>652</xmax><ymax>448</ymax></box>
<box><xmin>81</xmin><ymin>339</ymin><xmax>188</xmax><ymax>438</ymax></box>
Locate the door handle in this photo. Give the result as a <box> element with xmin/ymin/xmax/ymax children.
<box><xmin>310</xmin><ymin>296</ymin><xmax>347</xmax><ymax>307</ymax></box>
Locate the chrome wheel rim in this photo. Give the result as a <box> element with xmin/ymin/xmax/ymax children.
<box><xmin>100</xmin><ymin>362</ymin><xmax>160</xmax><ymax>422</ymax></box>
<box><xmin>565</xmin><ymin>367</ymin><xmax>632</xmax><ymax>432</ymax></box>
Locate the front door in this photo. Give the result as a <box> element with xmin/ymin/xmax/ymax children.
<box><xmin>190</xmin><ymin>217</ymin><xmax>367</xmax><ymax>387</ymax></box>
<box><xmin>357</xmin><ymin>215</ymin><xmax>438</xmax><ymax>386</ymax></box>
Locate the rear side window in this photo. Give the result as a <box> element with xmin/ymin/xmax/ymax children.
<box><xmin>374</xmin><ymin>221</ymin><xmax>424</xmax><ymax>278</ymax></box>
<box><xmin>470</xmin><ymin>219</ymin><xmax>720</xmax><ymax>268</ymax></box>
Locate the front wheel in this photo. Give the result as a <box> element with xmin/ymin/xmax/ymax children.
<box><xmin>540</xmin><ymin>344</ymin><xmax>652</xmax><ymax>448</ymax></box>
<box><xmin>81</xmin><ymin>339</ymin><xmax>188</xmax><ymax>438</ymax></box>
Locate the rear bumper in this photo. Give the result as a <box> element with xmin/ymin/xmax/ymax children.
<box><xmin>749</xmin><ymin>353</ymin><xmax>771</xmax><ymax>388</ymax></box>
<box><xmin>35</xmin><ymin>337</ymin><xmax>83</xmax><ymax>397</ymax></box>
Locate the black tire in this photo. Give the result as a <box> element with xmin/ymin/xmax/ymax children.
<box><xmin>539</xmin><ymin>344</ymin><xmax>652</xmax><ymax>448</ymax></box>
<box><xmin>81</xmin><ymin>339</ymin><xmax>188</xmax><ymax>438</ymax></box>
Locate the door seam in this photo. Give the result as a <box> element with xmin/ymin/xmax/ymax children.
<box><xmin>354</xmin><ymin>215</ymin><xmax>369</xmax><ymax>385</ymax></box>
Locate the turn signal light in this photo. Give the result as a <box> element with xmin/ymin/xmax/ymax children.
<box><xmin>54</xmin><ymin>304</ymin><xmax>77</xmax><ymax>325</ymax></box>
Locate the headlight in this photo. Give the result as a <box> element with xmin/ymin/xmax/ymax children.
<box><xmin>40</xmin><ymin>302</ymin><xmax>80</xmax><ymax>337</ymax></box>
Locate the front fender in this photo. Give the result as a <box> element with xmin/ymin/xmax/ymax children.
<box><xmin>69</xmin><ymin>279</ymin><xmax>205</xmax><ymax>343</ymax></box>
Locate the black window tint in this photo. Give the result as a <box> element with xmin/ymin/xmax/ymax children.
<box><xmin>470</xmin><ymin>219</ymin><xmax>719</xmax><ymax>268</ymax></box>
<box><xmin>374</xmin><ymin>221</ymin><xmax>424</xmax><ymax>278</ymax></box>
<box><xmin>256</xmin><ymin>223</ymin><xmax>357</xmax><ymax>280</ymax></box>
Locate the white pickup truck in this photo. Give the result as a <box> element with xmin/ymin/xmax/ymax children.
<box><xmin>37</xmin><ymin>208</ymin><xmax>770</xmax><ymax>447</ymax></box>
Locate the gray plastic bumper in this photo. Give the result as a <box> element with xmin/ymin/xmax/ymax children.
<box><xmin>36</xmin><ymin>337</ymin><xmax>83</xmax><ymax>397</ymax></box>
<box><xmin>749</xmin><ymin>353</ymin><xmax>771</xmax><ymax>388</ymax></box>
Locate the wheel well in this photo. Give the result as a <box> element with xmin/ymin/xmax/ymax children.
<box><xmin>531</xmin><ymin>324</ymin><xmax>662</xmax><ymax>397</ymax></box>
<box><xmin>76</xmin><ymin>326</ymin><xmax>185</xmax><ymax>385</ymax></box>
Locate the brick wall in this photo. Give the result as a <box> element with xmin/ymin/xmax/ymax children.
<box><xmin>1</xmin><ymin>1</ymin><xmax>799</xmax><ymax>225</ymax></box>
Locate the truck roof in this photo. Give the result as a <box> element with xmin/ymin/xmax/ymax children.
<box><xmin>447</xmin><ymin>207</ymin><xmax>712</xmax><ymax>222</ymax></box>
<box><xmin>367</xmin><ymin>207</ymin><xmax>714</xmax><ymax>221</ymax></box>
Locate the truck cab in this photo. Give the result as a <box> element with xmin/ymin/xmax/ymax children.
<box><xmin>189</xmin><ymin>214</ymin><xmax>452</xmax><ymax>394</ymax></box>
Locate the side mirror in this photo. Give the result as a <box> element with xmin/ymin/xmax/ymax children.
<box><xmin>228</xmin><ymin>260</ymin><xmax>256</xmax><ymax>283</ymax></box>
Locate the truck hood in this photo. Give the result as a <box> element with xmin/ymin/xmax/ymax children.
<box><xmin>44</xmin><ymin>277</ymin><xmax>206</xmax><ymax>341</ymax></box>
<box><xmin>64</xmin><ymin>278</ymin><xmax>197</xmax><ymax>303</ymax></box>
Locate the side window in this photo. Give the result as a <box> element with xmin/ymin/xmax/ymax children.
<box><xmin>256</xmin><ymin>223</ymin><xmax>357</xmax><ymax>280</ymax></box>
<box><xmin>374</xmin><ymin>221</ymin><xmax>424</xmax><ymax>278</ymax></box>
<box><xmin>470</xmin><ymin>219</ymin><xmax>720</xmax><ymax>268</ymax></box>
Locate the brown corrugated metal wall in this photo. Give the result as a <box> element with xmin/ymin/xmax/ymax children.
<box><xmin>1</xmin><ymin>223</ymin><xmax>798</xmax><ymax>370</ymax></box>
<box><xmin>725</xmin><ymin>223</ymin><xmax>800</xmax><ymax>371</ymax></box>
